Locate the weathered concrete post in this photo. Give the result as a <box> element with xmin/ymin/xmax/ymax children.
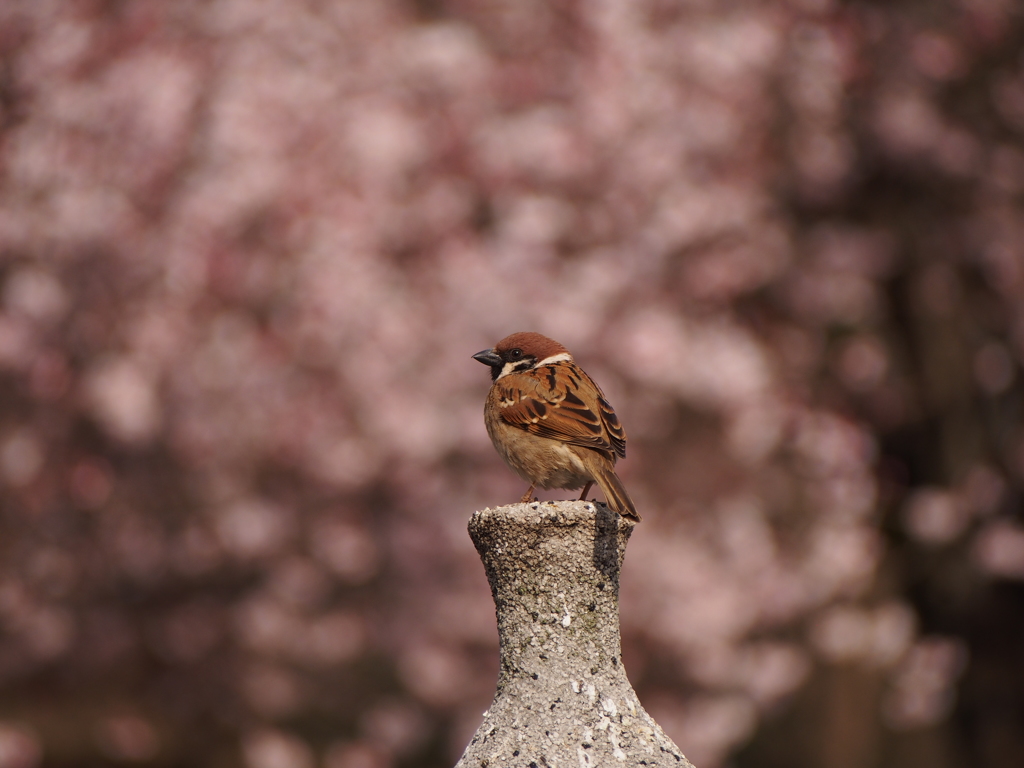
<box><xmin>456</xmin><ymin>500</ymin><xmax>695</xmax><ymax>768</ymax></box>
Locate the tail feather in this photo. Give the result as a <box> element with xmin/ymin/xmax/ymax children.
<box><xmin>593</xmin><ymin>465</ymin><xmax>641</xmax><ymax>522</ymax></box>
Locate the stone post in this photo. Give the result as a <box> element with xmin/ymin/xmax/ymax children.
<box><xmin>455</xmin><ymin>500</ymin><xmax>695</xmax><ymax>768</ymax></box>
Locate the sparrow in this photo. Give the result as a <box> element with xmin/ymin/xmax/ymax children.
<box><xmin>473</xmin><ymin>332</ymin><xmax>640</xmax><ymax>522</ymax></box>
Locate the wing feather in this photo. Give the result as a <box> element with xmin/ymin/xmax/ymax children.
<box><xmin>495</xmin><ymin>362</ymin><xmax>626</xmax><ymax>460</ymax></box>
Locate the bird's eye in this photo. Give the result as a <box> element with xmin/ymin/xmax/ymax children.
<box><xmin>509</xmin><ymin>348</ymin><xmax>523</xmax><ymax>360</ymax></box>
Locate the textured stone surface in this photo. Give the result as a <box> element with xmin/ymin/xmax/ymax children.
<box><xmin>456</xmin><ymin>500</ymin><xmax>695</xmax><ymax>768</ymax></box>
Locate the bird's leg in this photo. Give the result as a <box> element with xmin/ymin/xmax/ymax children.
<box><xmin>578</xmin><ymin>481</ymin><xmax>593</xmax><ymax>501</ymax></box>
<box><xmin>519</xmin><ymin>485</ymin><xmax>537</xmax><ymax>503</ymax></box>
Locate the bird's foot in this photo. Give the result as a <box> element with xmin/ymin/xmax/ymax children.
<box><xmin>578</xmin><ymin>481</ymin><xmax>594</xmax><ymax>502</ymax></box>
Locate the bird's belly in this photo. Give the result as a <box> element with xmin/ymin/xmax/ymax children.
<box><xmin>486</xmin><ymin>422</ymin><xmax>592</xmax><ymax>490</ymax></box>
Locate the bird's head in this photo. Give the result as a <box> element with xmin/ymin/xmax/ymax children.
<box><xmin>472</xmin><ymin>332</ymin><xmax>572</xmax><ymax>382</ymax></box>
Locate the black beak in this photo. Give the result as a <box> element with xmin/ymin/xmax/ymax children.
<box><xmin>472</xmin><ymin>348</ymin><xmax>502</xmax><ymax>368</ymax></box>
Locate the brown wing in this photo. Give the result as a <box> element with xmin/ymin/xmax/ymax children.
<box><xmin>495</xmin><ymin>362</ymin><xmax>626</xmax><ymax>460</ymax></box>
<box><xmin>596</xmin><ymin>391</ymin><xmax>627</xmax><ymax>459</ymax></box>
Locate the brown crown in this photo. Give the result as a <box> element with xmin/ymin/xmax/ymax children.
<box><xmin>493</xmin><ymin>332</ymin><xmax>571</xmax><ymax>360</ymax></box>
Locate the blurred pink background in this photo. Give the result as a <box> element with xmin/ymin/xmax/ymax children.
<box><xmin>0</xmin><ymin>1</ymin><xmax>1022</xmax><ymax>767</ymax></box>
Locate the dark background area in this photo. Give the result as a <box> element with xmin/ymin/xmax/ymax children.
<box><xmin>0</xmin><ymin>1</ymin><xmax>1022</xmax><ymax>767</ymax></box>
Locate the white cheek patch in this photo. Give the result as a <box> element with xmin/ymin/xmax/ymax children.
<box><xmin>494</xmin><ymin>353</ymin><xmax>572</xmax><ymax>381</ymax></box>
<box><xmin>495</xmin><ymin>361</ymin><xmax>520</xmax><ymax>381</ymax></box>
<box><xmin>496</xmin><ymin>360</ymin><xmax>535</xmax><ymax>380</ymax></box>
<box><xmin>537</xmin><ymin>353</ymin><xmax>573</xmax><ymax>366</ymax></box>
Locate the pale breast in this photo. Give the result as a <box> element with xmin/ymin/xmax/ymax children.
<box><xmin>484</xmin><ymin>400</ymin><xmax>592</xmax><ymax>490</ymax></box>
